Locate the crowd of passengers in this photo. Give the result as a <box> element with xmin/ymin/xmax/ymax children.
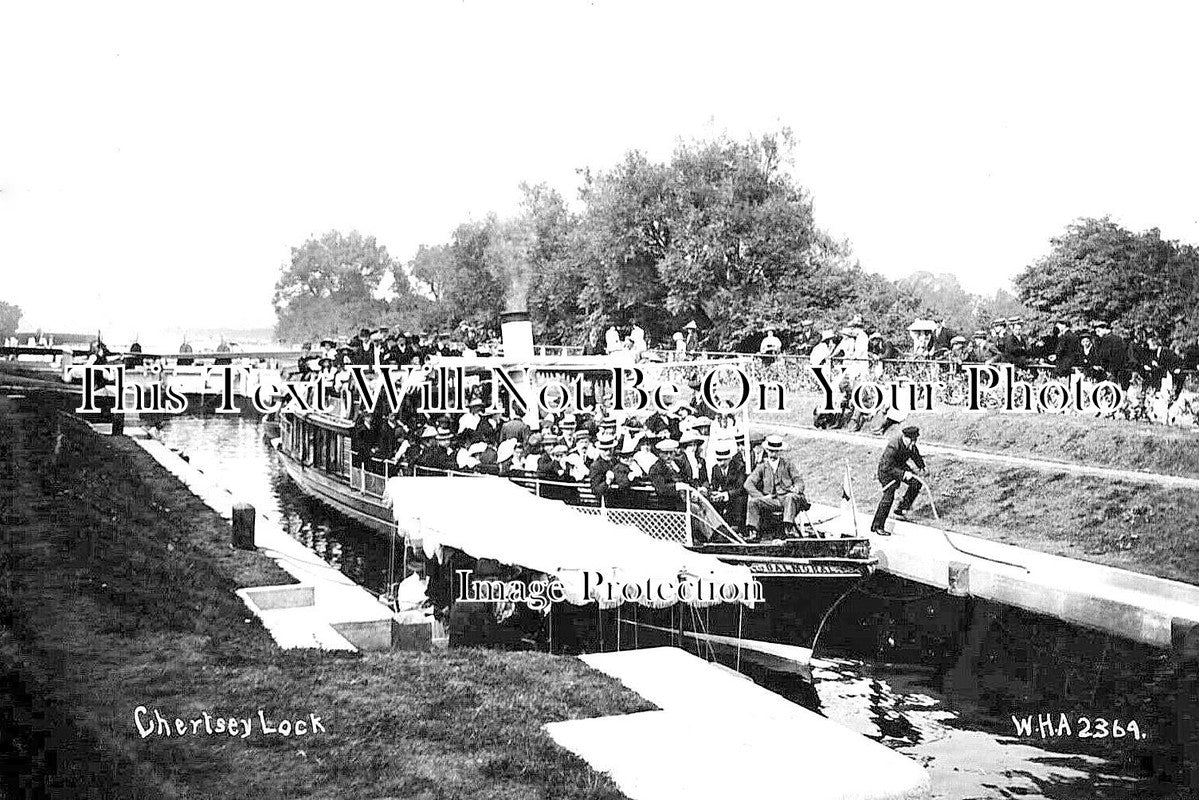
<box><xmin>348</xmin><ymin>382</ymin><xmax>809</xmax><ymax>541</ymax></box>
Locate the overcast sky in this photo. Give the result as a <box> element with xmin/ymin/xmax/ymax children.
<box><xmin>2</xmin><ymin>0</ymin><xmax>1196</xmax><ymax>340</ymax></box>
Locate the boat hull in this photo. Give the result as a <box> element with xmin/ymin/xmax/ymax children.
<box><xmin>275</xmin><ymin>446</ymin><xmax>395</xmax><ymax>535</ymax></box>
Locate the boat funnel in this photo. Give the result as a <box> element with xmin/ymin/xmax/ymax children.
<box><xmin>500</xmin><ymin>310</ymin><xmax>534</xmax><ymax>360</ymax></box>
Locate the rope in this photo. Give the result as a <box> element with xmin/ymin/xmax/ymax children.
<box><xmin>809</xmin><ymin>581</ymin><xmax>858</xmax><ymax>655</ymax></box>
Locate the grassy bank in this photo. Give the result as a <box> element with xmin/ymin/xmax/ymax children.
<box><xmin>757</xmin><ymin>393</ymin><xmax>1199</xmax><ymax>479</ymax></box>
<box><xmin>774</xmin><ymin>429</ymin><xmax>1199</xmax><ymax>584</ymax></box>
<box><xmin>0</xmin><ymin>392</ymin><xmax>647</xmax><ymax>799</ymax></box>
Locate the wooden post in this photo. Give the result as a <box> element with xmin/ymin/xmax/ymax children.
<box><xmin>109</xmin><ymin>412</ymin><xmax>124</xmax><ymax>436</ymax></box>
<box><xmin>1173</xmin><ymin>618</ymin><xmax>1199</xmax><ymax>792</ymax></box>
<box><xmin>232</xmin><ymin>502</ymin><xmax>256</xmax><ymax>549</ymax></box>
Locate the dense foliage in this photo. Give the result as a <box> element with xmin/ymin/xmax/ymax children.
<box><xmin>272</xmin><ymin>231</ymin><xmax>426</xmax><ymax>342</ymax></box>
<box><xmin>1015</xmin><ymin>217</ymin><xmax>1199</xmax><ymax>342</ymax></box>
<box><xmin>384</xmin><ymin>132</ymin><xmax>1036</xmax><ymax>349</ymax></box>
<box><xmin>0</xmin><ymin>300</ymin><xmax>21</xmax><ymax>340</ymax></box>
<box><xmin>269</xmin><ymin>134</ymin><xmax>1199</xmax><ymax>351</ymax></box>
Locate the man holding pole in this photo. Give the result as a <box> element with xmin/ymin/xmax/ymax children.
<box><xmin>870</xmin><ymin>425</ymin><xmax>926</xmax><ymax>535</ymax></box>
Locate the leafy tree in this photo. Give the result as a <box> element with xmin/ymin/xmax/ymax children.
<box><xmin>0</xmin><ymin>300</ymin><xmax>21</xmax><ymax>340</ymax></box>
<box><xmin>273</xmin><ymin>230</ymin><xmax>401</xmax><ymax>342</ymax></box>
<box><xmin>1015</xmin><ymin>217</ymin><xmax>1199</xmax><ymax>341</ymax></box>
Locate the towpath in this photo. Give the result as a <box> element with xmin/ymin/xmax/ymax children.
<box><xmin>753</xmin><ymin>419</ymin><xmax>1199</xmax><ymax>491</ymax></box>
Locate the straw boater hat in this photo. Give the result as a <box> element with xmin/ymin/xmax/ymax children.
<box><xmin>655</xmin><ymin>439</ymin><xmax>679</xmax><ymax>452</ymax></box>
<box><xmin>713</xmin><ymin>440</ymin><xmax>734</xmax><ymax>460</ymax></box>
<box><xmin>619</xmin><ymin>438</ymin><xmax>637</xmax><ymax>456</ymax></box>
<box><xmin>572</xmin><ymin>429</ymin><xmax>590</xmax><ymax>443</ymax></box>
<box><xmin>596</xmin><ymin>433</ymin><xmax>616</xmax><ymax>451</ymax></box>
<box><xmin>950</xmin><ymin>335</ymin><xmax>967</xmax><ymax>345</ymax></box>
<box><xmin>820</xmin><ymin>329</ymin><xmax>836</xmax><ymax>341</ymax></box>
<box><xmin>972</xmin><ymin>329</ymin><xmax>987</xmax><ymax>339</ymax></box>
<box><xmin>559</xmin><ymin>415</ymin><xmax>577</xmax><ymax>429</ymax></box>
<box><xmin>551</xmin><ymin>443</ymin><xmax>569</xmax><ymax>456</ymax></box>
<box><xmin>763</xmin><ymin>434</ymin><xmax>786</xmax><ymax>453</ymax></box>
<box><xmin>991</xmin><ymin>318</ymin><xmax>1008</xmax><ymax>328</ymax></box>
<box><xmin>436</xmin><ymin>426</ymin><xmax>453</xmax><ymax>442</ymax></box>
<box><xmin>468</xmin><ymin>396</ymin><xmax>484</xmax><ymax>409</ymax></box>
<box><xmin>420</xmin><ymin>425</ymin><xmax>438</xmax><ymax>439</ymax></box>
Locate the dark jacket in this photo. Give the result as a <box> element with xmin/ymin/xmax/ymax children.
<box><xmin>648</xmin><ymin>456</ymin><xmax>684</xmax><ymax>499</ymax></box>
<box><xmin>678</xmin><ymin>450</ymin><xmax>708</xmax><ymax>487</ymax></box>
<box><xmin>588</xmin><ymin>455</ymin><xmax>616</xmax><ymax>504</ymax></box>
<box><xmin>1094</xmin><ymin>333</ymin><xmax>1128</xmax><ymax>380</ymax></box>
<box><xmin>708</xmin><ymin>460</ymin><xmax>747</xmax><ymax>500</ymax></box>
<box><xmin>877</xmin><ymin>434</ymin><xmax>925</xmax><ymax>486</ymax></box>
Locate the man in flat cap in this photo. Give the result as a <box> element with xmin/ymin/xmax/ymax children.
<box><xmin>744</xmin><ymin>435</ymin><xmax>809</xmax><ymax>539</ymax></box>
<box><xmin>870</xmin><ymin>425</ymin><xmax>926</xmax><ymax>534</ymax></box>
<box><xmin>966</xmin><ymin>330</ymin><xmax>998</xmax><ymax>363</ymax></box>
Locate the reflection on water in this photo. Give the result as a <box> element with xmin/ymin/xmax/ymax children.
<box><xmin>152</xmin><ymin>415</ymin><xmax>1179</xmax><ymax>800</ymax></box>
<box><xmin>152</xmin><ymin>415</ymin><xmax>394</xmax><ymax>592</ymax></box>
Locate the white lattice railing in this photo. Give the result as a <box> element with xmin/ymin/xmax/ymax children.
<box><xmin>572</xmin><ymin>506</ymin><xmax>691</xmax><ymax>545</ymax></box>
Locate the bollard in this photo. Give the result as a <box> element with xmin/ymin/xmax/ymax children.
<box><xmin>232</xmin><ymin>502</ymin><xmax>256</xmax><ymax>550</ymax></box>
<box><xmin>110</xmin><ymin>412</ymin><xmax>124</xmax><ymax>436</ymax></box>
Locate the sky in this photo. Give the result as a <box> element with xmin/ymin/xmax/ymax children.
<box><xmin>2</xmin><ymin>0</ymin><xmax>1197</xmax><ymax>342</ymax></box>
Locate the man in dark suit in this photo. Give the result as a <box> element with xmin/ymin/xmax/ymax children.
<box><xmin>870</xmin><ymin>425</ymin><xmax>927</xmax><ymax>534</ymax></box>
<box><xmin>930</xmin><ymin>317</ymin><xmax>955</xmax><ymax>355</ymax></box>
<box><xmin>678</xmin><ymin>430</ymin><xmax>708</xmax><ymax>487</ymax></box>
<box><xmin>587</xmin><ymin>435</ymin><xmax>618</xmax><ymax>506</ymax></box>
<box><xmin>420</xmin><ymin>427</ymin><xmax>458</xmax><ymax>472</ymax></box>
<box><xmin>743</xmin><ymin>435</ymin><xmax>809</xmax><ymax>539</ymax></box>
<box><xmin>706</xmin><ymin>440</ymin><xmax>747</xmax><ymax>532</ymax></box>
<box><xmin>647</xmin><ymin>439</ymin><xmax>688</xmax><ymax>510</ymax></box>
<box><xmin>1093</xmin><ymin>321</ymin><xmax>1128</xmax><ymax>387</ymax></box>
<box><xmin>1140</xmin><ymin>333</ymin><xmax>1184</xmax><ymax>398</ymax></box>
<box><xmin>1049</xmin><ymin>319</ymin><xmax>1080</xmax><ymax>377</ymax></box>
<box><xmin>999</xmin><ymin>317</ymin><xmax>1029</xmax><ymax>365</ymax></box>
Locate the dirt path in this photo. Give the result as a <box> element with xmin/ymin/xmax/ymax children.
<box><xmin>753</xmin><ymin>420</ymin><xmax>1199</xmax><ymax>491</ymax></box>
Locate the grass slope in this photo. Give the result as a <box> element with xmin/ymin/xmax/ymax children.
<box><xmin>759</xmin><ymin>393</ymin><xmax>1199</xmax><ymax>479</ymax></box>
<box><xmin>776</xmin><ymin>429</ymin><xmax>1199</xmax><ymax>583</ymax></box>
<box><xmin>0</xmin><ymin>394</ymin><xmax>648</xmax><ymax>799</ymax></box>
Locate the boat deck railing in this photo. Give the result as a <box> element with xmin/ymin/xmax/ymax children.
<box><xmin>349</xmin><ymin>452</ymin><xmax>699</xmax><ymax>545</ymax></box>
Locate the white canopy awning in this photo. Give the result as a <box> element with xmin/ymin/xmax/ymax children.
<box><xmin>386</xmin><ymin>477</ymin><xmax>758</xmax><ymax>609</ymax></box>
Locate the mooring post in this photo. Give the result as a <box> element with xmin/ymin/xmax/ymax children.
<box><xmin>232</xmin><ymin>502</ymin><xmax>256</xmax><ymax>550</ymax></box>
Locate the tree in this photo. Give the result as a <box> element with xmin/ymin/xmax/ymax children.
<box><xmin>1015</xmin><ymin>217</ymin><xmax>1199</xmax><ymax>341</ymax></box>
<box><xmin>273</xmin><ymin>230</ymin><xmax>399</xmax><ymax>342</ymax></box>
<box><xmin>0</xmin><ymin>301</ymin><xmax>20</xmax><ymax>341</ymax></box>
<box><xmin>565</xmin><ymin>131</ymin><xmax>862</xmax><ymax>349</ymax></box>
